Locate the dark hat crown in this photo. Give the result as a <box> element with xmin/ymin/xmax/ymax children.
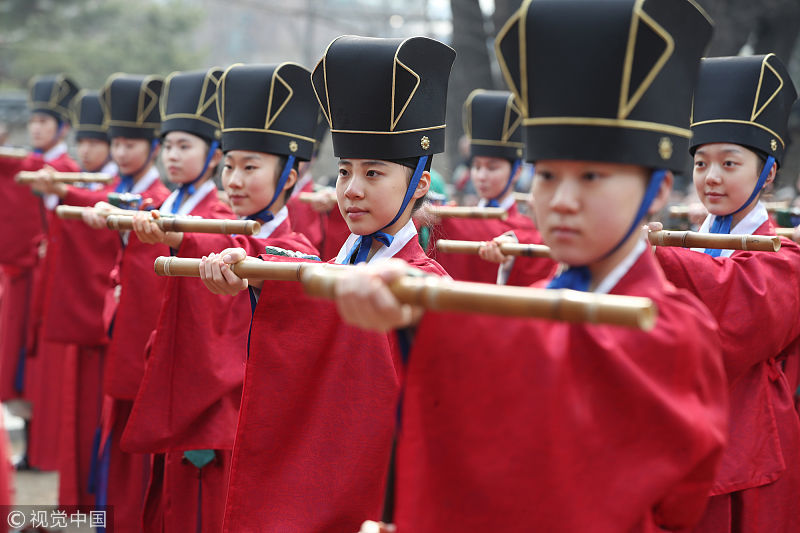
<box><xmin>464</xmin><ymin>89</ymin><xmax>524</xmax><ymax>160</ymax></box>
<box><xmin>160</xmin><ymin>67</ymin><xmax>223</xmax><ymax>142</ymax></box>
<box><xmin>71</xmin><ymin>90</ymin><xmax>108</xmax><ymax>142</ymax></box>
<box><xmin>101</xmin><ymin>74</ymin><xmax>164</xmax><ymax>140</ymax></box>
<box><xmin>312</xmin><ymin>35</ymin><xmax>456</xmax><ymax>160</ymax></box>
<box><xmin>28</xmin><ymin>74</ymin><xmax>80</xmax><ymax>123</ymax></box>
<box><xmin>690</xmin><ymin>54</ymin><xmax>797</xmax><ymax>165</ymax></box>
<box><xmin>496</xmin><ymin>0</ymin><xmax>713</xmax><ymax>171</ymax></box>
<box><xmin>217</xmin><ymin>63</ymin><xmax>319</xmax><ymax>160</ymax></box>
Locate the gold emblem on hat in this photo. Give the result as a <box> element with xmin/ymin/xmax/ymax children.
<box><xmin>289</xmin><ymin>140</ymin><xmax>298</xmax><ymax>153</ymax></box>
<box><xmin>516</xmin><ymin>148</ymin><xmax>523</xmax><ymax>158</ymax></box>
<box><xmin>770</xmin><ymin>139</ymin><xmax>778</xmax><ymax>152</ymax></box>
<box><xmin>658</xmin><ymin>137</ymin><xmax>673</xmax><ymax>160</ymax></box>
<box><xmin>420</xmin><ymin>136</ymin><xmax>430</xmax><ymax>150</ymax></box>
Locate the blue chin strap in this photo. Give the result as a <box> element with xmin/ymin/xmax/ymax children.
<box><xmin>171</xmin><ymin>140</ymin><xmax>219</xmax><ymax>214</ymax></box>
<box><xmin>487</xmin><ymin>159</ymin><xmax>521</xmax><ymax>208</ymax></box>
<box><xmin>345</xmin><ymin>155</ymin><xmax>428</xmax><ymax>264</ymax></box>
<box><xmin>704</xmin><ymin>155</ymin><xmax>775</xmax><ymax>257</ymax></box>
<box><xmin>547</xmin><ymin>169</ymin><xmax>667</xmax><ymax>292</ymax></box>
<box><xmin>115</xmin><ymin>138</ymin><xmax>160</xmax><ymax>194</ymax></box>
<box><xmin>246</xmin><ymin>155</ymin><xmax>295</xmax><ymax>223</ymax></box>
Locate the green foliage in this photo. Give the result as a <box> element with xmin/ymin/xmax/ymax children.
<box><xmin>0</xmin><ymin>0</ymin><xmax>207</xmax><ymax>90</ymax></box>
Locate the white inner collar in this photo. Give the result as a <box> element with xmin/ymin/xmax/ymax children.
<box><xmin>42</xmin><ymin>142</ymin><xmax>67</xmax><ymax>162</ymax></box>
<box><xmin>252</xmin><ymin>206</ymin><xmax>289</xmax><ymax>239</ymax></box>
<box><xmin>335</xmin><ymin>218</ymin><xmax>418</xmax><ymax>265</ymax></box>
<box><xmin>478</xmin><ymin>193</ymin><xmax>515</xmax><ymax>211</ymax></box>
<box><xmin>694</xmin><ymin>201</ymin><xmax>768</xmax><ymax>258</ymax></box>
<box><xmin>592</xmin><ymin>239</ymin><xmax>647</xmax><ymax>295</ymax></box>
<box><xmin>159</xmin><ymin>180</ymin><xmax>217</xmax><ymax>216</ymax></box>
<box><xmin>131</xmin><ymin>167</ymin><xmax>160</xmax><ymax>194</ymax></box>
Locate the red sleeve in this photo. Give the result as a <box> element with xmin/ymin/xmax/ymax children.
<box><xmin>655</xmin><ymin>242</ymin><xmax>800</xmax><ymax>383</ymax></box>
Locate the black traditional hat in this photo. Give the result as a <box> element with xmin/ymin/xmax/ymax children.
<box><xmin>71</xmin><ymin>90</ymin><xmax>109</xmax><ymax>142</ymax></box>
<box><xmin>160</xmin><ymin>67</ymin><xmax>223</xmax><ymax>143</ymax></box>
<box><xmin>464</xmin><ymin>89</ymin><xmax>524</xmax><ymax>161</ymax></box>
<box><xmin>690</xmin><ymin>54</ymin><xmax>797</xmax><ymax>166</ymax></box>
<box><xmin>28</xmin><ymin>74</ymin><xmax>80</xmax><ymax>124</ymax></box>
<box><xmin>312</xmin><ymin>35</ymin><xmax>456</xmax><ymax>160</ymax></box>
<box><xmin>312</xmin><ymin>110</ymin><xmax>329</xmax><ymax>156</ymax></box>
<box><xmin>101</xmin><ymin>74</ymin><xmax>164</xmax><ymax>140</ymax></box>
<box><xmin>217</xmin><ymin>63</ymin><xmax>319</xmax><ymax>161</ymax></box>
<box><xmin>495</xmin><ymin>0</ymin><xmax>713</xmax><ymax>172</ymax></box>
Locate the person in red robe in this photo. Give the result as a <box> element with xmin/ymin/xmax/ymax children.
<box><xmin>650</xmin><ymin>54</ymin><xmax>800</xmax><ymax>533</ymax></box>
<box><xmin>22</xmin><ymin>90</ymin><xmax>121</xmax><ymax>508</ymax></box>
<box><xmin>120</xmin><ymin>64</ymin><xmax>318</xmax><ymax>533</ymax></box>
<box><xmin>0</xmin><ymin>74</ymin><xmax>80</xmax><ymax>473</ymax></box>
<box><xmin>76</xmin><ymin>74</ymin><xmax>169</xmax><ymax>533</ymax></box>
<box><xmin>196</xmin><ymin>35</ymin><xmax>455</xmax><ymax>532</ymax></box>
<box><xmin>421</xmin><ymin>89</ymin><xmax>549</xmax><ymax>284</ymax></box>
<box><xmin>333</xmin><ymin>2</ymin><xmax>729</xmax><ymax>531</ymax></box>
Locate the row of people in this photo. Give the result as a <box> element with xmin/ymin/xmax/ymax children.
<box><xmin>0</xmin><ymin>0</ymin><xmax>798</xmax><ymax>531</ymax></box>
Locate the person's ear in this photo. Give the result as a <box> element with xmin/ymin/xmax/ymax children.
<box><xmin>413</xmin><ymin>171</ymin><xmax>431</xmax><ymax>199</ymax></box>
<box><xmin>648</xmin><ymin>170</ymin><xmax>674</xmax><ymax>214</ymax></box>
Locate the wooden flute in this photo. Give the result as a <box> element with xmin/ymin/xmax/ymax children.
<box><xmin>427</xmin><ymin>205</ymin><xmax>509</xmax><ymax>220</ymax></box>
<box><xmin>15</xmin><ymin>171</ymin><xmax>113</xmax><ymax>184</ymax></box>
<box><xmin>513</xmin><ymin>191</ymin><xmax>531</xmax><ymax>202</ymax></box>
<box><xmin>436</xmin><ymin>239</ymin><xmax>552</xmax><ymax>258</ymax></box>
<box><xmin>153</xmin><ymin>256</ymin><xmax>657</xmax><ymax>330</ymax></box>
<box><xmin>436</xmin><ymin>231</ymin><xmax>780</xmax><ymax>257</ymax></box>
<box><xmin>0</xmin><ymin>146</ymin><xmax>28</xmax><ymax>159</ymax></box>
<box><xmin>106</xmin><ymin>214</ymin><xmax>261</xmax><ymax>235</ymax></box>
<box><xmin>55</xmin><ymin>205</ymin><xmax>124</xmax><ymax>220</ymax></box>
<box><xmin>647</xmin><ymin>230</ymin><xmax>780</xmax><ymax>251</ymax></box>
<box><xmin>669</xmin><ymin>202</ymin><xmax>789</xmax><ymax>217</ymax></box>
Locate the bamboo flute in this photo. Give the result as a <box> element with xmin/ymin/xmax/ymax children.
<box><xmin>0</xmin><ymin>147</ymin><xmax>28</xmax><ymax>159</ymax></box>
<box><xmin>513</xmin><ymin>191</ymin><xmax>531</xmax><ymax>202</ymax></box>
<box><xmin>15</xmin><ymin>171</ymin><xmax>113</xmax><ymax>184</ymax></box>
<box><xmin>427</xmin><ymin>205</ymin><xmax>508</xmax><ymax>220</ymax></box>
<box><xmin>647</xmin><ymin>230</ymin><xmax>780</xmax><ymax>251</ymax></box>
<box><xmin>55</xmin><ymin>205</ymin><xmax>125</xmax><ymax>220</ymax></box>
<box><xmin>436</xmin><ymin>239</ymin><xmax>552</xmax><ymax>258</ymax></box>
<box><xmin>154</xmin><ymin>256</ymin><xmax>657</xmax><ymax>330</ymax></box>
<box><xmin>106</xmin><ymin>215</ymin><xmax>261</xmax><ymax>235</ymax></box>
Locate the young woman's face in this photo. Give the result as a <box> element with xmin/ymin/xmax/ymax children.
<box><xmin>693</xmin><ymin>143</ymin><xmax>768</xmax><ymax>217</ymax></box>
<box><xmin>471</xmin><ymin>155</ymin><xmax>513</xmax><ymax>200</ymax></box>
<box><xmin>336</xmin><ymin>159</ymin><xmax>428</xmax><ymax>236</ymax></box>
<box><xmin>161</xmin><ymin>131</ymin><xmax>212</xmax><ymax>184</ymax></box>
<box><xmin>76</xmin><ymin>138</ymin><xmax>110</xmax><ymax>172</ymax></box>
<box><xmin>110</xmin><ymin>137</ymin><xmax>153</xmax><ymax>176</ymax></box>
<box><xmin>28</xmin><ymin>113</ymin><xmax>60</xmax><ymax>151</ymax></box>
<box><xmin>532</xmin><ymin>160</ymin><xmax>650</xmax><ymax>267</ymax></box>
<box><xmin>222</xmin><ymin>150</ymin><xmax>286</xmax><ymax>217</ymax></box>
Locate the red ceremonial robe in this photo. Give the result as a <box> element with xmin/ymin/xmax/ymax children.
<box><xmin>123</xmin><ymin>189</ymin><xmax>316</xmax><ymax>532</ymax></box>
<box><xmin>223</xmin><ymin>236</ymin><xmax>446</xmax><ymax>533</ymax></box>
<box><xmin>396</xmin><ymin>249</ymin><xmax>729</xmax><ymax>532</ymax></box>
<box><xmin>427</xmin><ymin>201</ymin><xmax>555</xmax><ymax>284</ymax></box>
<box><xmin>0</xmin><ymin>148</ymin><xmax>79</xmax><ymax>401</ymax></box>
<box><xmin>43</xmin><ymin>174</ymin><xmax>122</xmax><ymax>506</ymax></box>
<box><xmin>286</xmin><ymin>176</ymin><xmax>326</xmax><ymax>252</ymax></box>
<box><xmin>99</xmin><ymin>168</ymin><xmax>170</xmax><ymax>532</ymax></box>
<box><xmin>655</xmin><ymin>219</ymin><xmax>800</xmax><ymax>533</ymax></box>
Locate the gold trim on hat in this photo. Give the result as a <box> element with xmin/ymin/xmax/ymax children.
<box><xmin>391</xmin><ymin>41</ymin><xmax>421</xmax><ymax>131</ymax></box>
<box><xmin>28</xmin><ymin>73</ymin><xmax>73</xmax><ymax>117</ymax></box>
<box><xmin>619</xmin><ymin>0</ymin><xmax>674</xmax><ymax>119</ymax></box>
<box><xmin>265</xmin><ymin>65</ymin><xmax>295</xmax><ymax>130</ymax></box>
<box><xmin>470</xmin><ymin>139</ymin><xmax>525</xmax><ymax>148</ymax></box>
<box><xmin>138</xmin><ymin>75</ymin><xmax>161</xmax><ymax>125</ymax></box>
<box><xmin>494</xmin><ymin>1</ymin><xmax>530</xmax><ymax>116</ymax></box>
<box><xmin>331</xmin><ymin>124</ymin><xmax>445</xmax><ymax>135</ymax></box>
<box><xmin>217</xmin><ymin>63</ymin><xmax>245</xmax><ymax>129</ymax></box>
<box><xmin>524</xmin><ymin>117</ymin><xmax>691</xmax><ymax>137</ymax></box>
<box><xmin>311</xmin><ymin>37</ymin><xmax>341</xmax><ymax>130</ymax></box>
<box><xmin>751</xmin><ymin>53</ymin><xmax>783</xmax><ymax>122</ymax></box>
<box><xmin>197</xmin><ymin>68</ymin><xmax>222</xmax><ymax>118</ymax></box>
<box><xmin>690</xmin><ymin>118</ymin><xmax>785</xmax><ymax>148</ymax></box>
<box><xmin>222</xmin><ymin>127</ymin><xmax>316</xmax><ymax>143</ymax></box>
<box><xmin>503</xmin><ymin>93</ymin><xmax>523</xmax><ymax>142</ymax></box>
